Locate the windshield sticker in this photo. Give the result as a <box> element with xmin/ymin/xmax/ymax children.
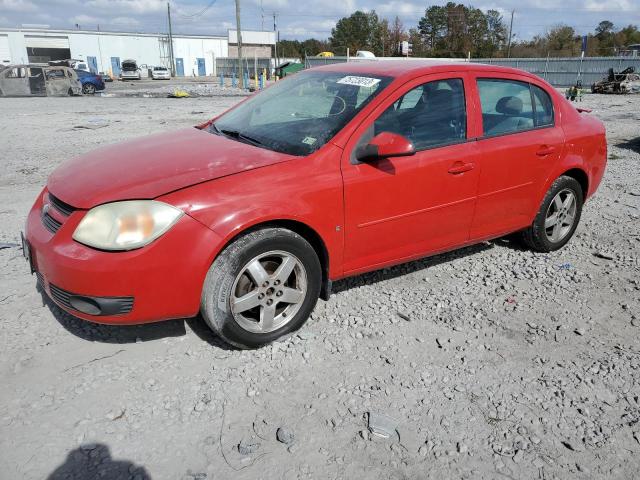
<box><xmin>337</xmin><ymin>76</ymin><xmax>381</xmax><ymax>88</ymax></box>
<box><xmin>302</xmin><ymin>136</ymin><xmax>317</xmax><ymax>146</ymax></box>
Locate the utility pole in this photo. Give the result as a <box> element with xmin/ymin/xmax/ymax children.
<box><xmin>167</xmin><ymin>2</ymin><xmax>175</xmax><ymax>77</ymax></box>
<box><xmin>273</xmin><ymin>13</ymin><xmax>278</xmax><ymax>67</ymax></box>
<box><xmin>506</xmin><ymin>9</ymin><xmax>514</xmax><ymax>58</ymax></box>
<box><xmin>235</xmin><ymin>0</ymin><xmax>244</xmax><ymax>89</ymax></box>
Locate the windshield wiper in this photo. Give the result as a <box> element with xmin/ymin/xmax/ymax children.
<box><xmin>219</xmin><ymin>128</ymin><xmax>264</xmax><ymax>147</ymax></box>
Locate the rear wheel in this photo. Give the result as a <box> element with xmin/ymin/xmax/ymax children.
<box><xmin>521</xmin><ymin>176</ymin><xmax>583</xmax><ymax>252</ymax></box>
<box><xmin>201</xmin><ymin>228</ymin><xmax>321</xmax><ymax>349</ymax></box>
<box><xmin>83</xmin><ymin>83</ymin><xmax>96</xmax><ymax>94</ymax></box>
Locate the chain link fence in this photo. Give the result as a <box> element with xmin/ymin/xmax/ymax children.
<box><xmin>302</xmin><ymin>55</ymin><xmax>640</xmax><ymax>87</ymax></box>
<box><xmin>214</xmin><ymin>57</ymin><xmax>273</xmax><ymax>79</ymax></box>
<box><xmin>473</xmin><ymin>57</ymin><xmax>640</xmax><ymax>87</ymax></box>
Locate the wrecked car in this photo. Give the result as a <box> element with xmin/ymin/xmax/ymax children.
<box><xmin>24</xmin><ymin>61</ymin><xmax>607</xmax><ymax>349</ymax></box>
<box><xmin>591</xmin><ymin>67</ymin><xmax>640</xmax><ymax>94</ymax></box>
<box><xmin>120</xmin><ymin>59</ymin><xmax>141</xmax><ymax>80</ymax></box>
<box><xmin>0</xmin><ymin>65</ymin><xmax>82</xmax><ymax>97</ymax></box>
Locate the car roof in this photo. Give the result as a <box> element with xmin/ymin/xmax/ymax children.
<box><xmin>310</xmin><ymin>60</ymin><xmax>538</xmax><ymax>81</ymax></box>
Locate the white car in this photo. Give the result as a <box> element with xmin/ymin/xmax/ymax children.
<box><xmin>151</xmin><ymin>66</ymin><xmax>171</xmax><ymax>80</ymax></box>
<box><xmin>355</xmin><ymin>50</ymin><xmax>376</xmax><ymax>58</ymax></box>
<box><xmin>120</xmin><ymin>59</ymin><xmax>141</xmax><ymax>80</ymax></box>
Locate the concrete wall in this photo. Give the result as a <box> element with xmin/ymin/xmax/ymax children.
<box><xmin>227</xmin><ymin>45</ymin><xmax>271</xmax><ymax>58</ymax></box>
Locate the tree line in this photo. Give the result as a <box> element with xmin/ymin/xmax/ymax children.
<box><xmin>276</xmin><ymin>3</ymin><xmax>640</xmax><ymax>59</ymax></box>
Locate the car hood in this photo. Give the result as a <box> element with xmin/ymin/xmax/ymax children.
<box><xmin>48</xmin><ymin>127</ymin><xmax>295</xmax><ymax>209</ymax></box>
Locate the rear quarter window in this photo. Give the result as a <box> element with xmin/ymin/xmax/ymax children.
<box><xmin>532</xmin><ymin>85</ymin><xmax>554</xmax><ymax>126</ymax></box>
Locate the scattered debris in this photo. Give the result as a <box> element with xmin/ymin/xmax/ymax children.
<box><xmin>73</xmin><ymin>118</ymin><xmax>110</xmax><ymax>130</ymax></box>
<box><xmin>237</xmin><ymin>439</ymin><xmax>260</xmax><ymax>456</ymax></box>
<box><xmin>593</xmin><ymin>251</ymin><xmax>615</xmax><ymax>260</ymax></box>
<box><xmin>591</xmin><ymin>67</ymin><xmax>640</xmax><ymax>94</ymax></box>
<box><xmin>397</xmin><ymin>311</ymin><xmax>411</xmax><ymax>321</ymax></box>
<box><xmin>168</xmin><ymin>89</ymin><xmax>190</xmax><ymax>98</ymax></box>
<box><xmin>0</xmin><ymin>242</ymin><xmax>20</xmax><ymax>250</ymax></box>
<box><xmin>367</xmin><ymin>412</ymin><xmax>399</xmax><ymax>440</ymax></box>
<box><xmin>276</xmin><ymin>427</ymin><xmax>295</xmax><ymax>446</ymax></box>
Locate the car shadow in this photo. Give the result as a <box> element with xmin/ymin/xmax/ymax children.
<box><xmin>38</xmin><ymin>285</ymin><xmax>232</xmax><ymax>349</ymax></box>
<box><xmin>47</xmin><ymin>443</ymin><xmax>151</xmax><ymax>480</ymax></box>
<box><xmin>616</xmin><ymin>136</ymin><xmax>640</xmax><ymax>154</ymax></box>
<box><xmin>332</xmin><ymin>241</ymin><xmax>495</xmax><ymax>294</ymax></box>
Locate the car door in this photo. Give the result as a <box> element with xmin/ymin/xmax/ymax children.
<box><xmin>44</xmin><ymin>68</ymin><xmax>69</xmax><ymax>96</ymax></box>
<box><xmin>469</xmin><ymin>74</ymin><xmax>564</xmax><ymax>239</ymax></box>
<box><xmin>1</xmin><ymin>66</ymin><xmax>29</xmax><ymax>96</ymax></box>
<box><xmin>341</xmin><ymin>73</ymin><xmax>481</xmax><ymax>275</ymax></box>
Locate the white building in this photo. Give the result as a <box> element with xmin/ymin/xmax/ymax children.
<box><xmin>0</xmin><ymin>27</ymin><xmax>275</xmax><ymax>77</ymax></box>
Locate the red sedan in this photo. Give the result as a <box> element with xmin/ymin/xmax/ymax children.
<box><xmin>24</xmin><ymin>61</ymin><xmax>607</xmax><ymax>348</ymax></box>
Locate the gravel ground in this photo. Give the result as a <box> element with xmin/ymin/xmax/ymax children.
<box><xmin>0</xmin><ymin>93</ymin><xmax>639</xmax><ymax>480</ymax></box>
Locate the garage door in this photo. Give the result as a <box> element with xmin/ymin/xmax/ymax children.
<box><xmin>24</xmin><ymin>35</ymin><xmax>70</xmax><ymax>49</ymax></box>
<box><xmin>0</xmin><ymin>35</ymin><xmax>10</xmax><ymax>64</ymax></box>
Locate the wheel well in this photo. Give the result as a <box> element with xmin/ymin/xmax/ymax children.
<box><xmin>562</xmin><ymin>168</ymin><xmax>589</xmax><ymax>197</ymax></box>
<box><xmin>228</xmin><ymin>220</ymin><xmax>331</xmax><ymax>300</ymax></box>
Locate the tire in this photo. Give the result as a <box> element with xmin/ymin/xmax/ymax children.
<box><xmin>83</xmin><ymin>83</ymin><xmax>96</xmax><ymax>94</ymax></box>
<box><xmin>68</xmin><ymin>88</ymin><xmax>73</xmax><ymax>96</ymax></box>
<box><xmin>201</xmin><ymin>228</ymin><xmax>322</xmax><ymax>349</ymax></box>
<box><xmin>521</xmin><ymin>176</ymin><xmax>584</xmax><ymax>252</ymax></box>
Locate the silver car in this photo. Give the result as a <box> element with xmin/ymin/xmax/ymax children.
<box><xmin>120</xmin><ymin>59</ymin><xmax>141</xmax><ymax>80</ymax></box>
<box><xmin>0</xmin><ymin>64</ymin><xmax>82</xmax><ymax>96</ymax></box>
<box><xmin>151</xmin><ymin>66</ymin><xmax>170</xmax><ymax>80</ymax></box>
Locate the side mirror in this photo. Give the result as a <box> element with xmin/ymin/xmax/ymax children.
<box><xmin>356</xmin><ymin>132</ymin><xmax>415</xmax><ymax>162</ymax></box>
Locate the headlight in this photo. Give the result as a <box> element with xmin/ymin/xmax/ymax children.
<box><xmin>72</xmin><ymin>200</ymin><xmax>183</xmax><ymax>251</ymax></box>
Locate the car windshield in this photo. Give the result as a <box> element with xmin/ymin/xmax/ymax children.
<box><xmin>154</xmin><ymin>67</ymin><xmax>167</xmax><ymax>71</ymax></box>
<box><xmin>210</xmin><ymin>70</ymin><xmax>393</xmax><ymax>156</ymax></box>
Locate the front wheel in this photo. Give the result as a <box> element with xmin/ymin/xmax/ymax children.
<box><xmin>521</xmin><ymin>176</ymin><xmax>584</xmax><ymax>252</ymax></box>
<box><xmin>201</xmin><ymin>228</ymin><xmax>322</xmax><ymax>349</ymax></box>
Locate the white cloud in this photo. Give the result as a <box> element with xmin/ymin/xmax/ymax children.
<box><xmin>252</xmin><ymin>0</ymin><xmax>289</xmax><ymax>7</ymax></box>
<box><xmin>85</xmin><ymin>0</ymin><xmax>165</xmax><ymax>14</ymax></box>
<box><xmin>584</xmin><ymin>0</ymin><xmax>636</xmax><ymax>11</ymax></box>
<box><xmin>376</xmin><ymin>1</ymin><xmax>423</xmax><ymax>15</ymax></box>
<box><xmin>71</xmin><ymin>14</ymin><xmax>102</xmax><ymax>25</ymax></box>
<box><xmin>0</xmin><ymin>0</ymin><xmax>37</xmax><ymax>12</ymax></box>
<box><xmin>111</xmin><ymin>16</ymin><xmax>140</xmax><ymax>26</ymax></box>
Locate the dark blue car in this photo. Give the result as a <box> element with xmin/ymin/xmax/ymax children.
<box><xmin>74</xmin><ymin>69</ymin><xmax>106</xmax><ymax>94</ymax></box>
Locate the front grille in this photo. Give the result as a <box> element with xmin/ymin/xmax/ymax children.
<box><xmin>41</xmin><ymin>193</ymin><xmax>77</xmax><ymax>235</ymax></box>
<box><xmin>42</xmin><ymin>211</ymin><xmax>62</xmax><ymax>234</ymax></box>
<box><xmin>49</xmin><ymin>283</ymin><xmax>134</xmax><ymax>316</ymax></box>
<box><xmin>49</xmin><ymin>194</ymin><xmax>76</xmax><ymax>216</ymax></box>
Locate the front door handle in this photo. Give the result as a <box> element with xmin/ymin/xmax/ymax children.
<box><xmin>448</xmin><ymin>161</ymin><xmax>475</xmax><ymax>174</ymax></box>
<box><xmin>536</xmin><ymin>146</ymin><xmax>556</xmax><ymax>156</ymax></box>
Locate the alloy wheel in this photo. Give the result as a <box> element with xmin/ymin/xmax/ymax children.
<box><xmin>230</xmin><ymin>250</ymin><xmax>307</xmax><ymax>334</ymax></box>
<box><xmin>544</xmin><ymin>188</ymin><xmax>577</xmax><ymax>243</ymax></box>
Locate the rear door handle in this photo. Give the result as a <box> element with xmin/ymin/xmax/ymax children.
<box><xmin>536</xmin><ymin>146</ymin><xmax>556</xmax><ymax>156</ymax></box>
<box><xmin>448</xmin><ymin>161</ymin><xmax>475</xmax><ymax>174</ymax></box>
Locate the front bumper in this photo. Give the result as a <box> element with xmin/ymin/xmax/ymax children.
<box><xmin>25</xmin><ymin>188</ymin><xmax>223</xmax><ymax>324</ymax></box>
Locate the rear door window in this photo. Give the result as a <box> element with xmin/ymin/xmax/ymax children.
<box><xmin>477</xmin><ymin>79</ymin><xmax>534</xmax><ymax>136</ymax></box>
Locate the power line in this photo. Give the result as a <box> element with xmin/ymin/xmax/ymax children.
<box><xmin>173</xmin><ymin>0</ymin><xmax>218</xmax><ymax>19</ymax></box>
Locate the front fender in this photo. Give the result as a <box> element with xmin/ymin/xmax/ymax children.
<box><xmin>159</xmin><ymin>148</ymin><xmax>345</xmax><ymax>278</ymax></box>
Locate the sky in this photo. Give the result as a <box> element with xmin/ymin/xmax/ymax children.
<box><xmin>0</xmin><ymin>0</ymin><xmax>639</xmax><ymax>42</ymax></box>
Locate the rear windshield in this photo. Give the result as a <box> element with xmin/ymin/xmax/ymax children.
<box><xmin>122</xmin><ymin>63</ymin><xmax>137</xmax><ymax>71</ymax></box>
<box><xmin>153</xmin><ymin>67</ymin><xmax>167</xmax><ymax>71</ymax></box>
<box><xmin>211</xmin><ymin>70</ymin><xmax>393</xmax><ymax>156</ymax></box>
